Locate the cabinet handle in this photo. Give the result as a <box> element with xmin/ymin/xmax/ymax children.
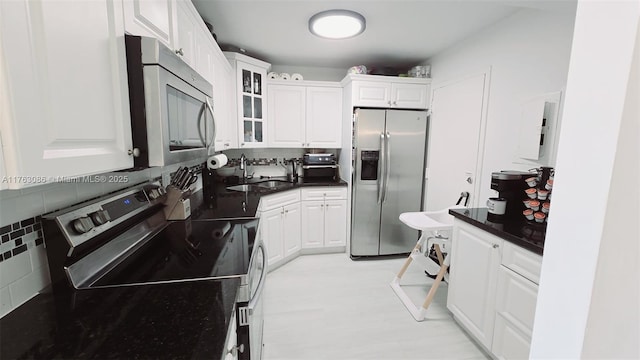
<box><xmin>320</xmin><ymin>204</ymin><xmax>324</xmax><ymax>207</ymax></box>
<box><xmin>492</xmin><ymin>244</ymin><xmax>499</xmax><ymax>249</ymax></box>
<box><xmin>241</xmin><ymin>142</ymin><xmax>245</xmax><ymax>146</ymax></box>
<box><xmin>175</xmin><ymin>48</ymin><xmax>184</xmax><ymax>56</ymax></box>
<box><xmin>285</xmin><ymin>210</ymin><xmax>289</xmax><ymax>214</ymax></box>
<box><xmin>393</xmin><ymin>101</ymin><xmax>397</xmax><ymax>106</ymax></box>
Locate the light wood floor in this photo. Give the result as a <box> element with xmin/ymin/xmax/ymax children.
<box><xmin>262</xmin><ymin>253</ymin><xmax>489</xmax><ymax>359</ymax></box>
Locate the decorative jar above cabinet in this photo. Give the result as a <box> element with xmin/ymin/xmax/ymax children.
<box><xmin>224</xmin><ymin>52</ymin><xmax>271</xmax><ymax>148</ymax></box>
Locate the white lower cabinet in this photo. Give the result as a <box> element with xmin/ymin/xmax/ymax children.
<box><xmin>300</xmin><ymin>187</ymin><xmax>347</xmax><ymax>250</ymax></box>
<box><xmin>257</xmin><ymin>190</ymin><xmax>301</xmax><ymax>269</ymax></box>
<box><xmin>257</xmin><ymin>187</ymin><xmax>347</xmax><ymax>270</ymax></box>
<box><xmin>447</xmin><ymin>220</ymin><xmax>542</xmax><ymax>358</ymax></box>
<box><xmin>447</xmin><ymin>221</ymin><xmax>502</xmax><ymax>349</ymax></box>
<box><xmin>492</xmin><ymin>265</ymin><xmax>539</xmax><ymax>360</ymax></box>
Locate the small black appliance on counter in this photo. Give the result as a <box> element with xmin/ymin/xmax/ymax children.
<box><xmin>490</xmin><ymin>171</ymin><xmax>532</xmax><ymax>221</ymax></box>
<box><xmin>302</xmin><ymin>153</ymin><xmax>339</xmax><ymax>182</ymax></box>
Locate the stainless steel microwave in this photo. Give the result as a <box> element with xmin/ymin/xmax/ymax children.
<box><xmin>125</xmin><ymin>35</ymin><xmax>215</xmax><ymax>168</ymax></box>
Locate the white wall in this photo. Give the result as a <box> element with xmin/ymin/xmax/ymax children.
<box><xmin>531</xmin><ymin>1</ymin><xmax>640</xmax><ymax>358</ymax></box>
<box><xmin>426</xmin><ymin>8</ymin><xmax>576</xmax><ymax>205</ymax></box>
<box><xmin>581</xmin><ymin>19</ymin><xmax>639</xmax><ymax>356</ymax></box>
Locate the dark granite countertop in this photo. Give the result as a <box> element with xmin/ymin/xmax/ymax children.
<box><xmin>0</xmin><ymin>177</ymin><xmax>347</xmax><ymax>360</ymax></box>
<box><xmin>449</xmin><ymin>208</ymin><xmax>545</xmax><ymax>255</ymax></box>
<box><xmin>0</xmin><ymin>278</ymin><xmax>240</xmax><ymax>360</ymax></box>
<box><xmin>191</xmin><ymin>177</ymin><xmax>347</xmax><ymax>220</ymax></box>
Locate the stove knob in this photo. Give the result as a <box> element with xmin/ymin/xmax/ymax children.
<box><xmin>89</xmin><ymin>210</ymin><xmax>110</xmax><ymax>226</ymax></box>
<box><xmin>72</xmin><ymin>216</ymin><xmax>94</xmax><ymax>234</ymax></box>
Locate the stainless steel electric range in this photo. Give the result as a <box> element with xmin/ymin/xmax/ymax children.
<box><xmin>42</xmin><ymin>181</ymin><xmax>266</xmax><ymax>360</ymax></box>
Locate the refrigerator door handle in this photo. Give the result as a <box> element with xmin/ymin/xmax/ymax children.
<box><xmin>378</xmin><ymin>133</ymin><xmax>385</xmax><ymax>204</ymax></box>
<box><xmin>382</xmin><ymin>131</ymin><xmax>391</xmax><ymax>203</ymax></box>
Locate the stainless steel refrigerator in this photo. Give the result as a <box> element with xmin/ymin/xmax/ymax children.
<box><xmin>351</xmin><ymin>108</ymin><xmax>428</xmax><ymax>257</ymax></box>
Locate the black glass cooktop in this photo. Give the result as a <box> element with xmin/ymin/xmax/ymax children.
<box><xmin>93</xmin><ymin>219</ymin><xmax>258</xmax><ymax>287</ymax></box>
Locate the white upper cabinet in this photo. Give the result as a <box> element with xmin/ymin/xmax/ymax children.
<box><xmin>305</xmin><ymin>86</ymin><xmax>343</xmax><ymax>148</ymax></box>
<box><xmin>122</xmin><ymin>0</ymin><xmax>174</xmax><ymax>48</ymax></box>
<box><xmin>268</xmin><ymin>81</ymin><xmax>342</xmax><ymax>148</ymax></box>
<box><xmin>0</xmin><ymin>0</ymin><xmax>134</xmax><ymax>188</ymax></box>
<box><xmin>174</xmin><ymin>0</ymin><xmax>197</xmax><ymax>68</ymax></box>
<box><xmin>124</xmin><ymin>0</ymin><xmax>216</xmax><ymax>87</ymax></box>
<box><xmin>343</xmin><ymin>74</ymin><xmax>431</xmax><ymax>109</ymax></box>
<box><xmin>225</xmin><ymin>52</ymin><xmax>270</xmax><ymax>148</ymax></box>
<box><xmin>213</xmin><ymin>50</ymin><xmax>237</xmax><ymax>151</ymax></box>
<box><xmin>173</xmin><ymin>0</ymin><xmax>215</xmax><ymax>83</ymax></box>
<box><xmin>267</xmin><ymin>84</ymin><xmax>306</xmax><ymax>147</ymax></box>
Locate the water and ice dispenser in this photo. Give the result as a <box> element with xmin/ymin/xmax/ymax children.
<box><xmin>360</xmin><ymin>150</ymin><xmax>379</xmax><ymax>180</ymax></box>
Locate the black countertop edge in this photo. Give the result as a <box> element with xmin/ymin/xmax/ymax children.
<box><xmin>0</xmin><ymin>278</ymin><xmax>241</xmax><ymax>360</ymax></box>
<box><xmin>449</xmin><ymin>208</ymin><xmax>545</xmax><ymax>256</ymax></box>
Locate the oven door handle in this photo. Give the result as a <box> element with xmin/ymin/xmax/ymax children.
<box><xmin>248</xmin><ymin>242</ymin><xmax>267</xmax><ymax>313</ymax></box>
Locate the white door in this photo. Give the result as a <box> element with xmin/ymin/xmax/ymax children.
<box><xmin>324</xmin><ymin>200</ymin><xmax>347</xmax><ymax>247</ymax></box>
<box><xmin>301</xmin><ymin>200</ymin><xmax>324</xmax><ymax>249</ymax></box>
<box><xmin>261</xmin><ymin>208</ymin><xmax>284</xmax><ymax>266</ymax></box>
<box><xmin>425</xmin><ymin>72</ymin><xmax>489</xmax><ymax>210</ymax></box>
<box><xmin>282</xmin><ymin>202</ymin><xmax>301</xmax><ymax>257</ymax></box>
<box><xmin>0</xmin><ymin>0</ymin><xmax>133</xmax><ymax>186</ymax></box>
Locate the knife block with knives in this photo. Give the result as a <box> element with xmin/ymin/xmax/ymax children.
<box><xmin>164</xmin><ymin>166</ymin><xmax>196</xmax><ymax>220</ymax></box>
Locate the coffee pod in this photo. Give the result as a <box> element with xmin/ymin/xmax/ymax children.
<box><xmin>525</xmin><ymin>188</ymin><xmax>537</xmax><ymax>199</ymax></box>
<box><xmin>523</xmin><ymin>199</ymin><xmax>531</xmax><ymax>209</ymax></box>
<box><xmin>529</xmin><ymin>200</ymin><xmax>540</xmax><ymax>211</ymax></box>
<box><xmin>534</xmin><ymin>212</ymin><xmax>546</xmax><ymax>223</ymax></box>
<box><xmin>538</xmin><ymin>189</ymin><xmax>549</xmax><ymax>200</ymax></box>
<box><xmin>523</xmin><ymin>209</ymin><xmax>534</xmax><ymax>220</ymax></box>
<box><xmin>525</xmin><ymin>177</ymin><xmax>537</xmax><ymax>187</ymax></box>
<box><xmin>545</xmin><ymin>179</ymin><xmax>554</xmax><ymax>190</ymax></box>
<box><xmin>542</xmin><ymin>202</ymin><xmax>551</xmax><ymax>214</ymax></box>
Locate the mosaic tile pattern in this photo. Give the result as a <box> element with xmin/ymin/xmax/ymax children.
<box><xmin>0</xmin><ymin>216</ymin><xmax>44</xmax><ymax>262</ymax></box>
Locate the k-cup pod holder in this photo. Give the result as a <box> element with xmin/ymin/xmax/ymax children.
<box><xmin>523</xmin><ymin>168</ymin><xmax>554</xmax><ymax>224</ymax></box>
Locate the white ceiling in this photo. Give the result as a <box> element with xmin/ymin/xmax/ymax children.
<box><xmin>192</xmin><ymin>0</ymin><xmax>576</xmax><ymax>70</ymax></box>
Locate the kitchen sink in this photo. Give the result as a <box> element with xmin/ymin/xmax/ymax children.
<box><xmin>226</xmin><ymin>184</ymin><xmax>257</xmax><ymax>192</ymax></box>
<box><xmin>255</xmin><ymin>180</ymin><xmax>293</xmax><ymax>189</ymax></box>
<box><xmin>226</xmin><ymin>180</ymin><xmax>294</xmax><ymax>192</ymax></box>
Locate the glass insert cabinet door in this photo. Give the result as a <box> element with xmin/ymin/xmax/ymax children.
<box><xmin>238</xmin><ymin>63</ymin><xmax>266</xmax><ymax>146</ymax></box>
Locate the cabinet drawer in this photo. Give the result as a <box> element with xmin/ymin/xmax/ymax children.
<box><xmin>501</xmin><ymin>242</ymin><xmax>543</xmax><ymax>284</ymax></box>
<box><xmin>259</xmin><ymin>189</ymin><xmax>300</xmax><ymax>211</ymax></box>
<box><xmin>301</xmin><ymin>187</ymin><xmax>347</xmax><ymax>201</ymax></box>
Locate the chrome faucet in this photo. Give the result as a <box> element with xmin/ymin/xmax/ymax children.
<box><xmin>240</xmin><ymin>153</ymin><xmax>247</xmax><ymax>182</ymax></box>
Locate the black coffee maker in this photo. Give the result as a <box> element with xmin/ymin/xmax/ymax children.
<box><xmin>490</xmin><ymin>171</ymin><xmax>532</xmax><ymax>220</ymax></box>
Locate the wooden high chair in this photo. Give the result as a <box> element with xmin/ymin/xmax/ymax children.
<box><xmin>390</xmin><ymin>206</ymin><xmax>462</xmax><ymax>321</ymax></box>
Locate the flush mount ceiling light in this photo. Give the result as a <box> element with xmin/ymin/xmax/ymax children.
<box><xmin>309</xmin><ymin>10</ymin><xmax>366</xmax><ymax>39</ymax></box>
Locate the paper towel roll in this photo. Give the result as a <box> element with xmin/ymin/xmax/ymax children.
<box><xmin>207</xmin><ymin>153</ymin><xmax>228</xmax><ymax>169</ymax></box>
